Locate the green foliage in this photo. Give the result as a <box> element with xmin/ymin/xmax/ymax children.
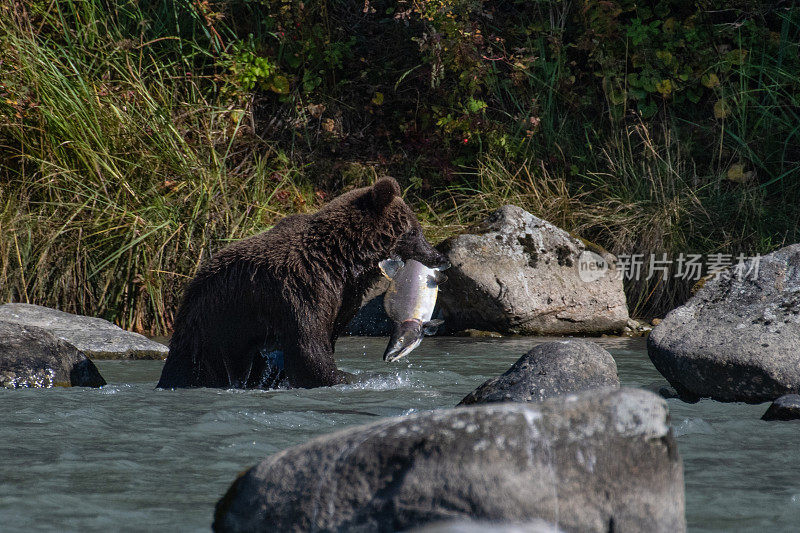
<box><xmin>0</xmin><ymin>1</ymin><xmax>325</xmax><ymax>332</ymax></box>
<box><xmin>1</xmin><ymin>0</ymin><xmax>799</xmax><ymax>325</ymax></box>
<box><xmin>215</xmin><ymin>0</ymin><xmax>358</xmax><ymax>98</ymax></box>
<box><xmin>225</xmin><ymin>38</ymin><xmax>288</xmax><ymax>94</ymax></box>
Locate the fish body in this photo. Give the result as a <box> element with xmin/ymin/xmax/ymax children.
<box><xmin>379</xmin><ymin>258</ymin><xmax>446</xmax><ymax>362</ymax></box>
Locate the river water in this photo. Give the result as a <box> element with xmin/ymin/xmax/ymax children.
<box><xmin>1</xmin><ymin>336</ymin><xmax>799</xmax><ymax>532</ymax></box>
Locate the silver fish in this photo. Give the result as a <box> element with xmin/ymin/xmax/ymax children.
<box><xmin>379</xmin><ymin>258</ymin><xmax>447</xmax><ymax>362</ymax></box>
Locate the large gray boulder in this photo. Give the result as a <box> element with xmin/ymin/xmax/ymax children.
<box><xmin>436</xmin><ymin>206</ymin><xmax>628</xmax><ymax>335</ymax></box>
<box><xmin>213</xmin><ymin>388</ymin><xmax>685</xmax><ymax>533</ymax></box>
<box><xmin>648</xmin><ymin>244</ymin><xmax>800</xmax><ymax>403</ymax></box>
<box><xmin>0</xmin><ymin>321</ymin><xmax>106</xmax><ymax>388</ymax></box>
<box><xmin>0</xmin><ymin>303</ymin><xmax>168</xmax><ymax>360</ymax></box>
<box><xmin>458</xmin><ymin>340</ymin><xmax>619</xmax><ymax>406</ymax></box>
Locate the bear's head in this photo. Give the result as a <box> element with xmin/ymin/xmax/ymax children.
<box><xmin>368</xmin><ymin>177</ymin><xmax>450</xmax><ymax>270</ymax></box>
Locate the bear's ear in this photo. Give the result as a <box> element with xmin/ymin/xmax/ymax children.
<box><xmin>371</xmin><ymin>177</ymin><xmax>401</xmax><ymax>210</ymax></box>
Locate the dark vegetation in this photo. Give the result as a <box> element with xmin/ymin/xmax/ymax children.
<box><xmin>1</xmin><ymin>0</ymin><xmax>798</xmax><ymax>333</ymax></box>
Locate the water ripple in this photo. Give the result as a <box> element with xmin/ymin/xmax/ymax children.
<box><xmin>2</xmin><ymin>336</ymin><xmax>800</xmax><ymax>532</ymax></box>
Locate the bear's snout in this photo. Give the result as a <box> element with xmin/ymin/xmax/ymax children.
<box><xmin>426</xmin><ymin>255</ymin><xmax>451</xmax><ymax>270</ymax></box>
<box><xmin>396</xmin><ymin>231</ymin><xmax>450</xmax><ymax>270</ymax></box>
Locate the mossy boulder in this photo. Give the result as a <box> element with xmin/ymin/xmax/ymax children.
<box><xmin>436</xmin><ymin>206</ymin><xmax>629</xmax><ymax>335</ymax></box>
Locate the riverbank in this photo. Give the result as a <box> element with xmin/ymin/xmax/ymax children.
<box><xmin>2</xmin><ymin>1</ymin><xmax>799</xmax><ymax>334</ymax></box>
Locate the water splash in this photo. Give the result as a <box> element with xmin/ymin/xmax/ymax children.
<box><xmin>674</xmin><ymin>417</ymin><xmax>714</xmax><ymax>437</ymax></box>
<box><xmin>336</xmin><ymin>371</ymin><xmax>420</xmax><ymax>391</ymax></box>
<box><xmin>254</xmin><ymin>348</ymin><xmax>289</xmax><ymax>389</ymax></box>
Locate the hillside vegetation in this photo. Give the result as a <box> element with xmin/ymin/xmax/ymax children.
<box><xmin>1</xmin><ymin>0</ymin><xmax>798</xmax><ymax>333</ymax></box>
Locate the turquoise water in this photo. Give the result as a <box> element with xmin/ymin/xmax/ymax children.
<box><xmin>1</xmin><ymin>336</ymin><xmax>799</xmax><ymax>532</ymax></box>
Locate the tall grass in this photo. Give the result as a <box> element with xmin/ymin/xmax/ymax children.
<box><xmin>456</xmin><ymin>5</ymin><xmax>800</xmax><ymax>316</ymax></box>
<box><xmin>422</xmin><ymin>109</ymin><xmax>799</xmax><ymax>317</ymax></box>
<box><xmin>0</xmin><ymin>2</ymin><xmax>319</xmax><ymax>332</ymax></box>
<box><xmin>1</xmin><ymin>1</ymin><xmax>799</xmax><ymax>331</ymax></box>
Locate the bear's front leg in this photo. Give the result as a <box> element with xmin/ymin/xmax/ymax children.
<box><xmin>284</xmin><ymin>336</ymin><xmax>343</xmax><ymax>388</ymax></box>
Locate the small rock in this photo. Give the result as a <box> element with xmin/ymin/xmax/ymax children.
<box><xmin>436</xmin><ymin>206</ymin><xmax>629</xmax><ymax>335</ymax></box>
<box><xmin>648</xmin><ymin>244</ymin><xmax>800</xmax><ymax>403</ymax></box>
<box><xmin>213</xmin><ymin>388</ymin><xmax>684</xmax><ymax>533</ymax></box>
<box><xmin>458</xmin><ymin>339</ymin><xmax>619</xmax><ymax>406</ymax></box>
<box><xmin>455</xmin><ymin>329</ymin><xmax>504</xmax><ymax>338</ymax></box>
<box><xmin>622</xmin><ymin>319</ymin><xmax>653</xmax><ymax>337</ymax></box>
<box><xmin>0</xmin><ymin>303</ymin><xmax>168</xmax><ymax>360</ymax></box>
<box><xmin>630</xmin><ymin>318</ymin><xmax>653</xmax><ymax>332</ymax></box>
<box><xmin>651</xmin><ymin>318</ymin><xmax>662</xmax><ymax>327</ymax></box>
<box><xmin>0</xmin><ymin>321</ymin><xmax>106</xmax><ymax>388</ymax></box>
<box><xmin>761</xmin><ymin>395</ymin><xmax>800</xmax><ymax>421</ymax></box>
<box><xmin>644</xmin><ymin>381</ymin><xmax>684</xmax><ymax>401</ymax></box>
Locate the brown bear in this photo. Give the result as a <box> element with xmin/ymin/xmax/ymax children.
<box><xmin>156</xmin><ymin>177</ymin><xmax>448</xmax><ymax>389</ymax></box>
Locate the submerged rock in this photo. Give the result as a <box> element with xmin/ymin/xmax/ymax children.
<box><xmin>761</xmin><ymin>395</ymin><xmax>800</xmax><ymax>421</ymax></box>
<box><xmin>644</xmin><ymin>381</ymin><xmax>683</xmax><ymax>401</ymax></box>
<box><xmin>0</xmin><ymin>321</ymin><xmax>106</xmax><ymax>388</ymax></box>
<box><xmin>648</xmin><ymin>244</ymin><xmax>800</xmax><ymax>403</ymax></box>
<box><xmin>213</xmin><ymin>388</ymin><xmax>684</xmax><ymax>533</ymax></box>
<box><xmin>436</xmin><ymin>206</ymin><xmax>628</xmax><ymax>335</ymax></box>
<box><xmin>0</xmin><ymin>303</ymin><xmax>168</xmax><ymax>360</ymax></box>
<box><xmin>458</xmin><ymin>339</ymin><xmax>619</xmax><ymax>406</ymax></box>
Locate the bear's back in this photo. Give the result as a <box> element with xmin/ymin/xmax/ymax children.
<box><xmin>199</xmin><ymin>213</ymin><xmax>311</xmax><ymax>274</ymax></box>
